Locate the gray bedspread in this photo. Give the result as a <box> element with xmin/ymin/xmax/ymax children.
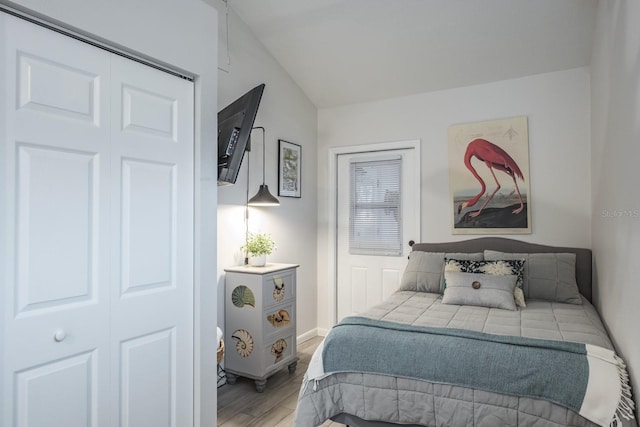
<box><xmin>294</xmin><ymin>292</ymin><xmax>637</xmax><ymax>427</ymax></box>
<box><xmin>363</xmin><ymin>291</ymin><xmax>612</xmax><ymax>347</ymax></box>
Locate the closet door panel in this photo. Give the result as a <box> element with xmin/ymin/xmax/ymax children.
<box><xmin>1</xmin><ymin>13</ymin><xmax>110</xmax><ymax>427</ymax></box>
<box><xmin>120</xmin><ymin>159</ymin><xmax>175</xmax><ymax>293</ymax></box>
<box><xmin>119</xmin><ymin>329</ymin><xmax>175</xmax><ymax>427</ymax></box>
<box><xmin>109</xmin><ymin>54</ymin><xmax>194</xmax><ymax>427</ymax></box>
<box><xmin>17</xmin><ymin>52</ymin><xmax>100</xmax><ymax>125</ymax></box>
<box><xmin>14</xmin><ymin>351</ymin><xmax>98</xmax><ymax>427</ymax></box>
<box><xmin>15</xmin><ymin>145</ymin><xmax>98</xmax><ymax>312</ymax></box>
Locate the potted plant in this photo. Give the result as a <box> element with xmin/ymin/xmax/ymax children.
<box><xmin>242</xmin><ymin>232</ymin><xmax>276</xmax><ymax>266</ymax></box>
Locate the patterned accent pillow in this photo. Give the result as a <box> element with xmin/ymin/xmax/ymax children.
<box><xmin>444</xmin><ymin>258</ymin><xmax>526</xmax><ymax>307</ymax></box>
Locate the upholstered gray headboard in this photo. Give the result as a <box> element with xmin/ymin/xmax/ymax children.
<box><xmin>411</xmin><ymin>237</ymin><xmax>593</xmax><ymax>303</ymax></box>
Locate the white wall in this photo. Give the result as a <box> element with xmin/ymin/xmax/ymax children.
<box><xmin>591</xmin><ymin>0</ymin><xmax>640</xmax><ymax>414</ymax></box>
<box><xmin>0</xmin><ymin>0</ymin><xmax>219</xmax><ymax>424</ymax></box>
<box><xmin>208</xmin><ymin>2</ymin><xmax>319</xmax><ymax>343</ymax></box>
<box><xmin>317</xmin><ymin>68</ymin><xmax>591</xmax><ymax>330</ymax></box>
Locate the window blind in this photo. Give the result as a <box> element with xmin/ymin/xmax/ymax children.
<box><xmin>349</xmin><ymin>157</ymin><xmax>402</xmax><ymax>256</ymax></box>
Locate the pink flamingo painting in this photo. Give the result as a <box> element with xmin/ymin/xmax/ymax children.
<box><xmin>457</xmin><ymin>138</ymin><xmax>525</xmax><ymax>218</ymax></box>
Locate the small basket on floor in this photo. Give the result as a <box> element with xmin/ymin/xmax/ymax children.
<box><xmin>217</xmin><ymin>339</ymin><xmax>225</xmax><ymax>365</ymax></box>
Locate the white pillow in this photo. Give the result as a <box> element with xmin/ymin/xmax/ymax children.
<box><xmin>442</xmin><ymin>271</ymin><xmax>518</xmax><ymax>311</ymax></box>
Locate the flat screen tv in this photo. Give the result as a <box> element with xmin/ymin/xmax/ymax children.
<box><xmin>217</xmin><ymin>83</ymin><xmax>265</xmax><ymax>185</ymax></box>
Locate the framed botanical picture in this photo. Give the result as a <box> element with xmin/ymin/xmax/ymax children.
<box><xmin>448</xmin><ymin>116</ymin><xmax>531</xmax><ymax>234</ymax></box>
<box><xmin>278</xmin><ymin>140</ymin><xmax>301</xmax><ymax>198</ymax></box>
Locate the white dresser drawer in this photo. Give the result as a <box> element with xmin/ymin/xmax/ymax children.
<box><xmin>263</xmin><ymin>302</ymin><xmax>295</xmax><ymax>340</ymax></box>
<box><xmin>262</xmin><ymin>269</ymin><xmax>296</xmax><ymax>308</ymax></box>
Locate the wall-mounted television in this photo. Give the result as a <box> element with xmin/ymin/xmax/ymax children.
<box><xmin>217</xmin><ymin>83</ymin><xmax>265</xmax><ymax>185</ymax></box>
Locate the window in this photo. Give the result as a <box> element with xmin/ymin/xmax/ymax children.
<box><xmin>349</xmin><ymin>157</ymin><xmax>402</xmax><ymax>255</ymax></box>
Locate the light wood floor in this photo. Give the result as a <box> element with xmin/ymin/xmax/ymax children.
<box><xmin>217</xmin><ymin>336</ymin><xmax>343</xmax><ymax>427</ymax></box>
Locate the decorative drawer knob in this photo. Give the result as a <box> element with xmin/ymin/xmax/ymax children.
<box><xmin>472</xmin><ymin>281</ymin><xmax>481</xmax><ymax>289</ymax></box>
<box><xmin>53</xmin><ymin>330</ymin><xmax>67</xmax><ymax>342</ymax></box>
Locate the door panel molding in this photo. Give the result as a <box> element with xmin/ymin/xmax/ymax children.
<box><xmin>15</xmin><ymin>350</ymin><xmax>98</xmax><ymax>427</ymax></box>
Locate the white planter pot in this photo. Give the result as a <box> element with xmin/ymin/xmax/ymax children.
<box><xmin>249</xmin><ymin>254</ymin><xmax>266</xmax><ymax>267</ymax></box>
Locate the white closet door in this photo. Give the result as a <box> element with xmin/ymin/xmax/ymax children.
<box><xmin>1</xmin><ymin>13</ymin><xmax>194</xmax><ymax>427</ymax></box>
<box><xmin>1</xmin><ymin>14</ymin><xmax>111</xmax><ymax>427</ymax></box>
<box><xmin>109</xmin><ymin>54</ymin><xmax>194</xmax><ymax>427</ymax></box>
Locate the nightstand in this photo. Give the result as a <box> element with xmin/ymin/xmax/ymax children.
<box><xmin>223</xmin><ymin>263</ymin><xmax>299</xmax><ymax>392</ymax></box>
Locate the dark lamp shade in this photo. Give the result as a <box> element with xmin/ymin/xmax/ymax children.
<box><xmin>247</xmin><ymin>184</ymin><xmax>280</xmax><ymax>206</ymax></box>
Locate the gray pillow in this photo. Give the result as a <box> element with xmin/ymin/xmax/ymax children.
<box><xmin>399</xmin><ymin>251</ymin><xmax>483</xmax><ymax>293</ymax></box>
<box><xmin>442</xmin><ymin>271</ymin><xmax>518</xmax><ymax>311</ymax></box>
<box><xmin>484</xmin><ymin>250</ymin><xmax>582</xmax><ymax>304</ymax></box>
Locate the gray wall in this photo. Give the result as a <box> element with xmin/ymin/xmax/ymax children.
<box><xmin>591</xmin><ymin>0</ymin><xmax>640</xmax><ymax>415</ymax></box>
<box><xmin>207</xmin><ymin>1</ymin><xmax>319</xmax><ymax>342</ymax></box>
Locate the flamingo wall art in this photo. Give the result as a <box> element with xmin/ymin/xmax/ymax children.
<box><xmin>448</xmin><ymin>116</ymin><xmax>531</xmax><ymax>234</ymax></box>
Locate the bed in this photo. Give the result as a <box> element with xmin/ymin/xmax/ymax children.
<box><xmin>294</xmin><ymin>238</ymin><xmax>636</xmax><ymax>427</ymax></box>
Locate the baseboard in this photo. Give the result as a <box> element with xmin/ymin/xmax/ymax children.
<box><xmin>316</xmin><ymin>327</ymin><xmax>329</xmax><ymax>337</ymax></box>
<box><xmin>297</xmin><ymin>328</ymin><xmax>319</xmax><ymax>343</ymax></box>
<box><xmin>297</xmin><ymin>327</ymin><xmax>329</xmax><ymax>344</ymax></box>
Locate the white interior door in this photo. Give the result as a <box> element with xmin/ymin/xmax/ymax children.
<box><xmin>336</xmin><ymin>146</ymin><xmax>420</xmax><ymax>322</ymax></box>
<box><xmin>1</xmin><ymin>13</ymin><xmax>194</xmax><ymax>426</ymax></box>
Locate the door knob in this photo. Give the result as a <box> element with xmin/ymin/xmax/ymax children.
<box><xmin>53</xmin><ymin>330</ymin><xmax>67</xmax><ymax>342</ymax></box>
<box><xmin>407</xmin><ymin>240</ymin><xmax>415</xmax><ymax>259</ymax></box>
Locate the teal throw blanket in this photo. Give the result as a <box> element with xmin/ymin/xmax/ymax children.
<box><xmin>323</xmin><ymin>316</ymin><xmax>590</xmax><ymax>413</ymax></box>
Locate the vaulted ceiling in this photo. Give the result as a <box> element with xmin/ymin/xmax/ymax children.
<box><xmin>228</xmin><ymin>0</ymin><xmax>598</xmax><ymax>108</ymax></box>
